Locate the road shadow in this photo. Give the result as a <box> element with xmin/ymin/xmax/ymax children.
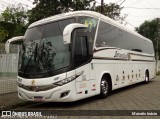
<box><xmin>111</xmin><ymin>80</ymin><xmax>154</xmax><ymax>96</ymax></box>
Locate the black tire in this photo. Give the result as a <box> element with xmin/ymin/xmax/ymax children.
<box><xmin>99</xmin><ymin>77</ymin><xmax>111</xmax><ymax>98</ymax></box>
<box><xmin>144</xmin><ymin>71</ymin><xmax>149</xmax><ymax>84</ymax></box>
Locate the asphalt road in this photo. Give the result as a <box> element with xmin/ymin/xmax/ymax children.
<box><xmin>13</xmin><ymin>76</ymin><xmax>160</xmax><ymax>119</ymax></box>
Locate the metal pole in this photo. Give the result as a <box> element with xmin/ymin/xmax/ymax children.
<box><xmin>156</xmin><ymin>37</ymin><xmax>159</xmax><ymax>73</ymax></box>
<box><xmin>156</xmin><ymin>18</ymin><xmax>160</xmax><ymax>73</ymax></box>
<box><xmin>101</xmin><ymin>0</ymin><xmax>104</xmax><ymax>14</ymax></box>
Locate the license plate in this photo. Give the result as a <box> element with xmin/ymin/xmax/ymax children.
<box><xmin>34</xmin><ymin>96</ymin><xmax>44</xmax><ymax>101</ymax></box>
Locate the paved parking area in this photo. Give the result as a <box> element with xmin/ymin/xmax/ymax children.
<box><xmin>12</xmin><ymin>76</ymin><xmax>160</xmax><ymax>119</ymax></box>
<box><xmin>0</xmin><ymin>76</ymin><xmax>17</xmax><ymax>94</ymax></box>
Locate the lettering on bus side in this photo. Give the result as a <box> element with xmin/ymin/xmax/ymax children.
<box><xmin>114</xmin><ymin>51</ymin><xmax>128</xmax><ymax>59</ymax></box>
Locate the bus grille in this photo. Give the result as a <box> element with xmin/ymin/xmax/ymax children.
<box><xmin>18</xmin><ymin>83</ymin><xmax>57</xmax><ymax>92</ymax></box>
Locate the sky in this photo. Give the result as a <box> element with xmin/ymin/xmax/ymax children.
<box><xmin>0</xmin><ymin>0</ymin><xmax>160</xmax><ymax>30</ymax></box>
<box><xmin>0</xmin><ymin>0</ymin><xmax>34</xmax><ymax>11</ymax></box>
<box><xmin>97</xmin><ymin>0</ymin><xmax>160</xmax><ymax>30</ymax></box>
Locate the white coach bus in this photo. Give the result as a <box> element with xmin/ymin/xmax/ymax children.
<box><xmin>9</xmin><ymin>11</ymin><xmax>155</xmax><ymax>102</ymax></box>
<box><xmin>5</xmin><ymin>36</ymin><xmax>23</xmax><ymax>53</ymax></box>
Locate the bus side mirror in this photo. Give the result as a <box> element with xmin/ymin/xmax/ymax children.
<box><xmin>63</xmin><ymin>23</ymin><xmax>87</xmax><ymax>44</ymax></box>
<box><xmin>5</xmin><ymin>36</ymin><xmax>23</xmax><ymax>54</ymax></box>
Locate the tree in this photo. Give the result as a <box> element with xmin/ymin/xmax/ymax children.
<box><xmin>95</xmin><ymin>3</ymin><xmax>122</xmax><ymax>20</ymax></box>
<box><xmin>136</xmin><ymin>18</ymin><xmax>160</xmax><ymax>58</ymax></box>
<box><xmin>28</xmin><ymin>0</ymin><xmax>95</xmax><ymax>24</ymax></box>
<box><xmin>1</xmin><ymin>4</ymin><xmax>27</xmax><ymax>25</ymax></box>
<box><xmin>0</xmin><ymin>4</ymin><xmax>27</xmax><ymax>42</ymax></box>
<box><xmin>69</xmin><ymin>0</ymin><xmax>95</xmax><ymax>11</ymax></box>
<box><xmin>28</xmin><ymin>1</ymin><xmax>124</xmax><ymax>24</ymax></box>
<box><xmin>0</xmin><ymin>21</ymin><xmax>15</xmax><ymax>42</ymax></box>
<box><xmin>28</xmin><ymin>0</ymin><xmax>61</xmax><ymax>24</ymax></box>
<box><xmin>0</xmin><ymin>26</ymin><xmax>8</xmax><ymax>42</ymax></box>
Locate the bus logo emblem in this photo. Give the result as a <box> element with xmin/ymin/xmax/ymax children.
<box><xmin>31</xmin><ymin>80</ymin><xmax>35</xmax><ymax>86</ymax></box>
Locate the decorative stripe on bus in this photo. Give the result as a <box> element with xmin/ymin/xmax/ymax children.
<box><xmin>93</xmin><ymin>48</ymin><xmax>154</xmax><ymax>58</ymax></box>
<box><xmin>93</xmin><ymin>57</ymin><xmax>128</xmax><ymax>61</ymax></box>
<box><xmin>93</xmin><ymin>57</ymin><xmax>155</xmax><ymax>62</ymax></box>
<box><xmin>131</xmin><ymin>59</ymin><xmax>155</xmax><ymax>62</ymax></box>
<box><xmin>94</xmin><ymin>48</ymin><xmax>120</xmax><ymax>53</ymax></box>
<box><xmin>129</xmin><ymin>53</ymin><xmax>154</xmax><ymax>58</ymax></box>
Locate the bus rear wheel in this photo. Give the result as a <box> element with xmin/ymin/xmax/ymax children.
<box><xmin>99</xmin><ymin>78</ymin><xmax>110</xmax><ymax>98</ymax></box>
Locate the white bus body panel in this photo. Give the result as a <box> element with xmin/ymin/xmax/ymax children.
<box><xmin>5</xmin><ymin>36</ymin><xmax>23</xmax><ymax>54</ymax></box>
<box><xmin>18</xmin><ymin>66</ymin><xmax>97</xmax><ymax>102</ymax></box>
<box><xmin>17</xmin><ymin>71</ymin><xmax>78</xmax><ymax>102</ymax></box>
<box><xmin>92</xmin><ymin>48</ymin><xmax>155</xmax><ymax>91</ymax></box>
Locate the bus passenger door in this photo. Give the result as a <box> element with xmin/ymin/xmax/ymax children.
<box><xmin>75</xmin><ymin>64</ymin><xmax>91</xmax><ymax>99</ymax></box>
<box><xmin>75</xmin><ymin>61</ymin><xmax>96</xmax><ymax>99</ymax></box>
<box><xmin>73</xmin><ymin>31</ymin><xmax>94</xmax><ymax>99</ymax></box>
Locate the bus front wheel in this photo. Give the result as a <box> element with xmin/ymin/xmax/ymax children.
<box><xmin>99</xmin><ymin>78</ymin><xmax>110</xmax><ymax>98</ymax></box>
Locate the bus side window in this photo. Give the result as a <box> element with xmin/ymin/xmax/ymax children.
<box><xmin>75</xmin><ymin>36</ymin><xmax>89</xmax><ymax>67</ymax></box>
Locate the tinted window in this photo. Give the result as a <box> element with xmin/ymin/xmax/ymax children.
<box><xmin>96</xmin><ymin>21</ymin><xmax>127</xmax><ymax>49</ymax></box>
<box><xmin>78</xmin><ymin>16</ymin><xmax>98</xmax><ymax>53</ymax></box>
<box><xmin>19</xmin><ymin>18</ymin><xmax>75</xmax><ymax>75</ymax></box>
<box><xmin>142</xmin><ymin>39</ymin><xmax>154</xmax><ymax>54</ymax></box>
<box><xmin>96</xmin><ymin>20</ymin><xmax>154</xmax><ymax>54</ymax></box>
<box><xmin>44</xmin><ymin>22</ymin><xmax>61</xmax><ymax>37</ymax></box>
<box><xmin>25</xmin><ymin>26</ymin><xmax>43</xmax><ymax>42</ymax></box>
<box><xmin>58</xmin><ymin>19</ymin><xmax>75</xmax><ymax>34</ymax></box>
<box><xmin>75</xmin><ymin>35</ymin><xmax>89</xmax><ymax>67</ymax></box>
<box><xmin>126</xmin><ymin>33</ymin><xmax>154</xmax><ymax>54</ymax></box>
<box><xmin>126</xmin><ymin>33</ymin><xmax>140</xmax><ymax>52</ymax></box>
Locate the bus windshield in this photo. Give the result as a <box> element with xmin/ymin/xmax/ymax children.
<box><xmin>18</xmin><ymin>18</ymin><xmax>75</xmax><ymax>75</ymax></box>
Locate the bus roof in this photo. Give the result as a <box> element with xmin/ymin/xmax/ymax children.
<box><xmin>29</xmin><ymin>10</ymin><xmax>152</xmax><ymax>43</ymax></box>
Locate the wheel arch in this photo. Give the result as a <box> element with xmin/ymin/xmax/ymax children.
<box><xmin>102</xmin><ymin>73</ymin><xmax>112</xmax><ymax>91</ymax></box>
<box><xmin>99</xmin><ymin>72</ymin><xmax>113</xmax><ymax>92</ymax></box>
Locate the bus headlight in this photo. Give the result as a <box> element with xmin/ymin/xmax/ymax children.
<box><xmin>54</xmin><ymin>71</ymin><xmax>84</xmax><ymax>86</ymax></box>
<box><xmin>53</xmin><ymin>75</ymin><xmax>76</xmax><ymax>86</ymax></box>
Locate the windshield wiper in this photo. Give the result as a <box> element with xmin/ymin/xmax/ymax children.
<box><xmin>34</xmin><ymin>44</ymin><xmax>38</xmax><ymax>62</ymax></box>
<box><xmin>37</xmin><ymin>42</ymin><xmax>49</xmax><ymax>72</ymax></box>
<box><xmin>23</xmin><ymin>55</ymin><xmax>33</xmax><ymax>74</ymax></box>
<box><xmin>23</xmin><ymin>42</ymin><xmax>38</xmax><ymax>74</ymax></box>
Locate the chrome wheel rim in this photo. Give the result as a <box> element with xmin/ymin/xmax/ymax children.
<box><xmin>101</xmin><ymin>79</ymin><xmax>108</xmax><ymax>94</ymax></box>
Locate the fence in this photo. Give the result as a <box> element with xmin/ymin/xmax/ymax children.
<box><xmin>0</xmin><ymin>43</ymin><xmax>19</xmax><ymax>94</ymax></box>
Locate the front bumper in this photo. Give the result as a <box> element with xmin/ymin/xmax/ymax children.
<box><xmin>18</xmin><ymin>80</ymin><xmax>77</xmax><ymax>102</ymax></box>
